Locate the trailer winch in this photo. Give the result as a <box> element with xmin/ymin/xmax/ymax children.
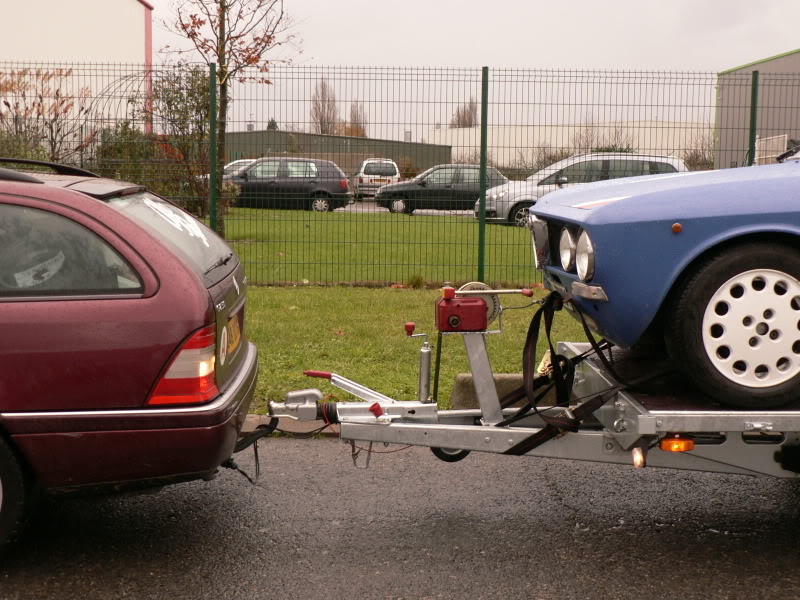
<box><xmin>269</xmin><ymin>283</ymin><xmax>800</xmax><ymax>478</ymax></box>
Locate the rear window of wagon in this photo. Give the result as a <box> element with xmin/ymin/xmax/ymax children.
<box><xmin>107</xmin><ymin>192</ymin><xmax>235</xmax><ymax>285</ymax></box>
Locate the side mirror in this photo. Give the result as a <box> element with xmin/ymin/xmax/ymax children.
<box><xmin>556</xmin><ymin>176</ymin><xmax>568</xmax><ymax>187</ymax></box>
<box><xmin>418</xmin><ymin>179</ymin><xmax>427</xmax><ymax>187</ymax></box>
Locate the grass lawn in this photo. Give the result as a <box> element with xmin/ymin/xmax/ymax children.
<box><xmin>247</xmin><ymin>286</ymin><xmax>589</xmax><ymax>413</ymax></box>
<box><xmin>224</xmin><ymin>207</ymin><xmax>537</xmax><ymax>287</ymax></box>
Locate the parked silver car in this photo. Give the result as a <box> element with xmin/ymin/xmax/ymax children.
<box><xmin>351</xmin><ymin>158</ymin><xmax>400</xmax><ymax>198</ymax></box>
<box><xmin>476</xmin><ymin>153</ymin><xmax>689</xmax><ymax>226</ymax></box>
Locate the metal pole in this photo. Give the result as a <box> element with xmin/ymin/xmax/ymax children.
<box><xmin>477</xmin><ymin>66</ymin><xmax>489</xmax><ymax>282</ymax></box>
<box><xmin>209</xmin><ymin>62</ymin><xmax>218</xmax><ymax>231</ymax></box>
<box><xmin>747</xmin><ymin>70</ymin><xmax>759</xmax><ymax>167</ymax></box>
<box><xmin>432</xmin><ymin>331</ymin><xmax>443</xmax><ymax>405</ymax></box>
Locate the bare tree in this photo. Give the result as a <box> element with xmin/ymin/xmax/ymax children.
<box><xmin>310</xmin><ymin>79</ymin><xmax>338</xmax><ymax>135</ymax></box>
<box><xmin>344</xmin><ymin>101</ymin><xmax>368</xmax><ymax>137</ymax></box>
<box><xmin>682</xmin><ymin>127</ymin><xmax>716</xmax><ymax>171</ymax></box>
<box><xmin>163</xmin><ymin>0</ymin><xmax>297</xmax><ymax>236</ymax></box>
<box><xmin>508</xmin><ymin>146</ymin><xmax>573</xmax><ymax>179</ymax></box>
<box><xmin>449</xmin><ymin>97</ymin><xmax>478</xmax><ymax>128</ymax></box>
<box><xmin>570</xmin><ymin>118</ymin><xmax>635</xmax><ymax>154</ymax></box>
<box><xmin>0</xmin><ymin>68</ymin><xmax>97</xmax><ymax>163</ymax></box>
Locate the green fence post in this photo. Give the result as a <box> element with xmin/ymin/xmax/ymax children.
<box><xmin>747</xmin><ymin>70</ymin><xmax>759</xmax><ymax>167</ymax></box>
<box><xmin>477</xmin><ymin>66</ymin><xmax>489</xmax><ymax>283</ymax></box>
<box><xmin>209</xmin><ymin>62</ymin><xmax>218</xmax><ymax>231</ymax></box>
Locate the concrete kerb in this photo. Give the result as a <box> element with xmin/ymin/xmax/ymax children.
<box><xmin>449</xmin><ymin>373</ymin><xmax>526</xmax><ymax>409</ymax></box>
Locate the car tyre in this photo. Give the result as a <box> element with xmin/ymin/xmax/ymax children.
<box><xmin>389</xmin><ymin>197</ymin><xmax>413</xmax><ymax>214</ymax></box>
<box><xmin>509</xmin><ymin>203</ymin><xmax>533</xmax><ymax>227</ymax></box>
<box><xmin>665</xmin><ymin>243</ymin><xmax>800</xmax><ymax>408</ymax></box>
<box><xmin>310</xmin><ymin>195</ymin><xmax>332</xmax><ymax>212</ymax></box>
<box><xmin>0</xmin><ymin>436</ymin><xmax>28</xmax><ymax>548</ymax></box>
<box><xmin>431</xmin><ymin>447</ymin><xmax>471</xmax><ymax>463</ymax></box>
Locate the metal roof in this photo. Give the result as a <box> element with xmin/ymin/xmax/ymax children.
<box><xmin>719</xmin><ymin>48</ymin><xmax>800</xmax><ymax>75</ymax></box>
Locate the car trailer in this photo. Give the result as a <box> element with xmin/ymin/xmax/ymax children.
<box><xmin>268</xmin><ymin>284</ymin><xmax>800</xmax><ymax>478</ymax></box>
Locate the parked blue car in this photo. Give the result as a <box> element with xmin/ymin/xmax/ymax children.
<box><xmin>528</xmin><ymin>159</ymin><xmax>800</xmax><ymax>408</ymax></box>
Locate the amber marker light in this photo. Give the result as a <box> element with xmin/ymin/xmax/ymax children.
<box><xmin>671</xmin><ymin>223</ymin><xmax>683</xmax><ymax>234</ymax></box>
<box><xmin>442</xmin><ymin>287</ymin><xmax>456</xmax><ymax>299</ymax></box>
<box><xmin>659</xmin><ymin>434</ymin><xmax>695</xmax><ymax>452</ymax></box>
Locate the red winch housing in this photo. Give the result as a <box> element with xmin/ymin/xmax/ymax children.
<box><xmin>435</xmin><ymin>295</ymin><xmax>488</xmax><ymax>332</ymax></box>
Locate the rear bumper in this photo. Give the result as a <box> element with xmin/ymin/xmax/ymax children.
<box><xmin>355</xmin><ymin>183</ymin><xmax>388</xmax><ymax>197</ymax></box>
<box><xmin>4</xmin><ymin>342</ymin><xmax>259</xmax><ymax>490</ymax></box>
<box><xmin>333</xmin><ymin>192</ymin><xmax>354</xmax><ymax>207</ymax></box>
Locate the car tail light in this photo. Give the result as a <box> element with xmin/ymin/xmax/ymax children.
<box><xmin>147</xmin><ymin>324</ymin><xmax>219</xmax><ymax>405</ymax></box>
<box><xmin>340</xmin><ymin>178</ymin><xmax>349</xmax><ymax>191</ymax></box>
<box><xmin>358</xmin><ymin>177</ymin><xmax>363</xmax><ymax>184</ymax></box>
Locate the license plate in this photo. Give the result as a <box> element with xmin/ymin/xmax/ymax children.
<box><xmin>227</xmin><ymin>312</ymin><xmax>243</xmax><ymax>355</ymax></box>
<box><xmin>372</xmin><ymin>178</ymin><xmax>388</xmax><ymax>183</ymax></box>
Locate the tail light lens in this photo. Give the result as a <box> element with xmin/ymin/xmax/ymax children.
<box><xmin>358</xmin><ymin>176</ymin><xmax>363</xmax><ymax>184</ymax></box>
<box><xmin>147</xmin><ymin>324</ymin><xmax>219</xmax><ymax>405</ymax></box>
<box><xmin>340</xmin><ymin>178</ymin><xmax>349</xmax><ymax>191</ymax></box>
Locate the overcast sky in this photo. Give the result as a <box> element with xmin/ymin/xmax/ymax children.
<box><xmin>150</xmin><ymin>0</ymin><xmax>800</xmax><ymax>72</ymax></box>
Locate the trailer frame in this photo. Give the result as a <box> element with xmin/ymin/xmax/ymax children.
<box><xmin>269</xmin><ymin>286</ymin><xmax>800</xmax><ymax>479</ymax></box>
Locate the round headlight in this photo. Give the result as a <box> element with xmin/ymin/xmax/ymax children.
<box><xmin>576</xmin><ymin>230</ymin><xmax>595</xmax><ymax>281</ymax></box>
<box><xmin>559</xmin><ymin>228</ymin><xmax>576</xmax><ymax>270</ymax></box>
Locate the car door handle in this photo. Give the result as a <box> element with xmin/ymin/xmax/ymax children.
<box><xmin>266</xmin><ymin>180</ymin><xmax>277</xmax><ymax>185</ymax></box>
<box><xmin>445</xmin><ymin>184</ymin><xmax>454</xmax><ymax>188</ymax></box>
<box><xmin>309</xmin><ymin>180</ymin><xmax>318</xmax><ymax>184</ymax></box>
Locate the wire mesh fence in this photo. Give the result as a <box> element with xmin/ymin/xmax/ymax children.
<box><xmin>1</xmin><ymin>63</ymin><xmax>799</xmax><ymax>287</ymax></box>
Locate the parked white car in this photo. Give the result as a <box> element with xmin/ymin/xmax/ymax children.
<box><xmin>351</xmin><ymin>158</ymin><xmax>400</xmax><ymax>199</ymax></box>
<box><xmin>477</xmin><ymin>153</ymin><xmax>689</xmax><ymax>226</ymax></box>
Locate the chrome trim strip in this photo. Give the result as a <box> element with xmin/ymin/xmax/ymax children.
<box><xmin>571</xmin><ymin>282</ymin><xmax>609</xmax><ymax>302</ymax></box>
<box><xmin>529</xmin><ymin>215</ymin><xmax>549</xmax><ymax>269</ymax></box>
<box><xmin>0</xmin><ymin>342</ymin><xmax>257</xmax><ymax>420</ymax></box>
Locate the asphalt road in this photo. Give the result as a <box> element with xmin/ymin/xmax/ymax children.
<box><xmin>4</xmin><ymin>438</ymin><xmax>800</xmax><ymax>600</ymax></box>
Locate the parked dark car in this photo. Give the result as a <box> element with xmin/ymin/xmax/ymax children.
<box><xmin>228</xmin><ymin>157</ymin><xmax>353</xmax><ymax>211</ymax></box>
<box><xmin>374</xmin><ymin>164</ymin><xmax>508</xmax><ymax>214</ymax></box>
<box><xmin>0</xmin><ymin>159</ymin><xmax>258</xmax><ymax>545</ymax></box>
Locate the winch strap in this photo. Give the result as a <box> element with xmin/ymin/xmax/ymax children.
<box><xmin>572</xmin><ymin>300</ymin><xmax>630</xmax><ymax>387</ymax></box>
<box><xmin>497</xmin><ymin>291</ymin><xmax>577</xmax><ymax>429</ymax></box>
<box><xmin>504</xmin><ymin>385</ymin><xmax>623</xmax><ymax>456</ymax></box>
<box><xmin>503</xmin><ymin>362</ymin><xmax>676</xmax><ymax>456</ymax></box>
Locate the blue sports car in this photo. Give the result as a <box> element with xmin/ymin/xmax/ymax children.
<box><xmin>528</xmin><ymin>158</ymin><xmax>800</xmax><ymax>408</ymax></box>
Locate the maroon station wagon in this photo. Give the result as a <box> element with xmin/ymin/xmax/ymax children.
<box><xmin>0</xmin><ymin>160</ymin><xmax>258</xmax><ymax>545</ymax></box>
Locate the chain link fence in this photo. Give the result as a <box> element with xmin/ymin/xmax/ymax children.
<box><xmin>2</xmin><ymin>63</ymin><xmax>798</xmax><ymax>286</ymax></box>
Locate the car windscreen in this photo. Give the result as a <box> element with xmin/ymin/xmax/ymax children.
<box><xmin>106</xmin><ymin>192</ymin><xmax>235</xmax><ymax>286</ymax></box>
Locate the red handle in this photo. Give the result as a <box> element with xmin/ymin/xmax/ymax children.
<box><xmin>304</xmin><ymin>370</ymin><xmax>332</xmax><ymax>379</ymax></box>
<box><xmin>521</xmin><ymin>288</ymin><xmax>533</xmax><ymax>297</ymax></box>
<box><xmin>405</xmin><ymin>322</ymin><xmax>416</xmax><ymax>336</ymax></box>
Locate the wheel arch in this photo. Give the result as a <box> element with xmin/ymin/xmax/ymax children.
<box><xmin>508</xmin><ymin>200</ymin><xmax>535</xmax><ymax>220</ymax></box>
<box><xmin>643</xmin><ymin>231</ymin><xmax>800</xmax><ymax>343</ymax></box>
<box><xmin>0</xmin><ymin>422</ymin><xmax>37</xmax><ymax>486</ymax></box>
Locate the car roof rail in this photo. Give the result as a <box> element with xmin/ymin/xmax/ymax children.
<box><xmin>0</xmin><ymin>167</ymin><xmax>44</xmax><ymax>184</ymax></box>
<box><xmin>0</xmin><ymin>158</ymin><xmax>101</xmax><ymax>178</ymax></box>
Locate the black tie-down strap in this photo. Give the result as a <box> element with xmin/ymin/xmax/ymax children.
<box><xmin>494</xmin><ymin>290</ymin><xmax>625</xmax><ymax>455</ymax></box>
